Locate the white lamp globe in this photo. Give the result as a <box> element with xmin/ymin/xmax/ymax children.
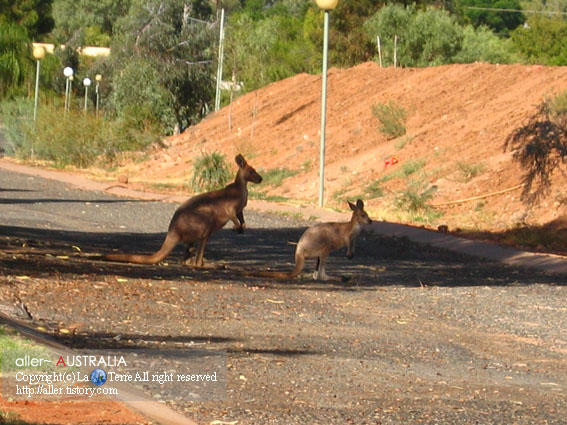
<box><xmin>83</xmin><ymin>78</ymin><xmax>92</xmax><ymax>87</ymax></box>
<box><xmin>63</xmin><ymin>67</ymin><xmax>74</xmax><ymax>78</ymax></box>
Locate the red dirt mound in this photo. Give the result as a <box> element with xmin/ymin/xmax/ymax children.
<box><xmin>114</xmin><ymin>62</ymin><xmax>567</xmax><ymax>232</ymax></box>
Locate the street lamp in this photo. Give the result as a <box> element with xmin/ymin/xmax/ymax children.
<box><xmin>63</xmin><ymin>67</ymin><xmax>74</xmax><ymax>113</ymax></box>
<box><xmin>32</xmin><ymin>45</ymin><xmax>45</xmax><ymax>122</ymax></box>
<box><xmin>315</xmin><ymin>0</ymin><xmax>339</xmax><ymax>207</ymax></box>
<box><xmin>95</xmin><ymin>74</ymin><xmax>102</xmax><ymax>115</ymax></box>
<box><xmin>83</xmin><ymin>77</ymin><xmax>91</xmax><ymax>114</ymax></box>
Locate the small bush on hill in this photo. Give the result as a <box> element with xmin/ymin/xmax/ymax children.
<box><xmin>190</xmin><ymin>152</ymin><xmax>232</xmax><ymax>192</ymax></box>
<box><xmin>372</xmin><ymin>100</ymin><xmax>407</xmax><ymax>139</ymax></box>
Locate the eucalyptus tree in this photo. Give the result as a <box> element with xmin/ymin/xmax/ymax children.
<box><xmin>108</xmin><ymin>0</ymin><xmax>218</xmax><ymax>132</ymax></box>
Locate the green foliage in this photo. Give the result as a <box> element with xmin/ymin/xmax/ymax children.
<box><xmin>109</xmin><ymin>0</ymin><xmax>217</xmax><ymax>130</ymax></box>
<box><xmin>406</xmin><ymin>8</ymin><xmax>463</xmax><ymax>66</ymax></box>
<box><xmin>0</xmin><ymin>0</ymin><xmax>54</xmax><ymax>39</ymax></box>
<box><xmin>363</xmin><ymin>3</ymin><xmax>413</xmax><ymax>67</ymax></box>
<box><xmin>330</xmin><ymin>0</ymin><xmax>377</xmax><ymax>67</ymax></box>
<box><xmin>458</xmin><ymin>0</ymin><xmax>525</xmax><ymax>35</ymax></box>
<box><xmin>364</xmin><ymin>180</ymin><xmax>384</xmax><ymax>199</ymax></box>
<box><xmin>511</xmin><ymin>16</ymin><xmax>567</xmax><ymax>65</ymax></box>
<box><xmin>401</xmin><ymin>158</ymin><xmax>426</xmax><ymax>177</ymax></box>
<box><xmin>364</xmin><ymin>4</ymin><xmax>516</xmax><ymax>66</ymax></box>
<box><xmin>453</xmin><ymin>24</ymin><xmax>516</xmax><ymax>63</ymax></box>
<box><xmin>190</xmin><ymin>152</ymin><xmax>233</xmax><ymax>192</ymax></box>
<box><xmin>1</xmin><ymin>100</ymin><xmax>159</xmax><ymax>167</ymax></box>
<box><xmin>225</xmin><ymin>8</ymin><xmax>318</xmax><ymax>93</ymax></box>
<box><xmin>52</xmin><ymin>0</ymin><xmax>131</xmax><ymax>43</ymax></box>
<box><xmin>0</xmin><ymin>20</ymin><xmax>31</xmax><ymax>99</ymax></box>
<box><xmin>456</xmin><ymin>161</ymin><xmax>486</xmax><ymax>181</ymax></box>
<box><xmin>260</xmin><ymin>167</ymin><xmax>299</xmax><ymax>187</ymax></box>
<box><xmin>395</xmin><ymin>178</ymin><xmax>438</xmax><ymax>214</ymax></box>
<box><xmin>371</xmin><ymin>100</ymin><xmax>407</xmax><ymax>139</ymax></box>
<box><xmin>108</xmin><ymin>59</ymin><xmax>176</xmax><ymax>132</ymax></box>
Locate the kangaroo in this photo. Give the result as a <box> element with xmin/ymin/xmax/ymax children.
<box><xmin>248</xmin><ymin>199</ymin><xmax>372</xmax><ymax>281</ymax></box>
<box><xmin>104</xmin><ymin>154</ymin><xmax>262</xmax><ymax>267</ymax></box>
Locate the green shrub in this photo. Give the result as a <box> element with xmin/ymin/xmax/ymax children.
<box><xmin>190</xmin><ymin>152</ymin><xmax>232</xmax><ymax>192</ymax></box>
<box><xmin>401</xmin><ymin>158</ymin><xmax>425</xmax><ymax>177</ymax></box>
<box><xmin>0</xmin><ymin>99</ymin><xmax>159</xmax><ymax>168</ymax></box>
<box><xmin>372</xmin><ymin>101</ymin><xmax>407</xmax><ymax>139</ymax></box>
<box><xmin>396</xmin><ymin>178</ymin><xmax>437</xmax><ymax>213</ymax></box>
<box><xmin>456</xmin><ymin>161</ymin><xmax>486</xmax><ymax>182</ymax></box>
<box><xmin>549</xmin><ymin>90</ymin><xmax>567</xmax><ymax>125</ymax></box>
<box><xmin>261</xmin><ymin>167</ymin><xmax>299</xmax><ymax>187</ymax></box>
<box><xmin>364</xmin><ymin>180</ymin><xmax>384</xmax><ymax>199</ymax></box>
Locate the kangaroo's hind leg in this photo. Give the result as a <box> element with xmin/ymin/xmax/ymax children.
<box><xmin>313</xmin><ymin>254</ymin><xmax>330</xmax><ymax>280</ymax></box>
<box><xmin>182</xmin><ymin>243</ymin><xmax>194</xmax><ymax>266</ymax></box>
<box><xmin>313</xmin><ymin>254</ymin><xmax>341</xmax><ymax>281</ymax></box>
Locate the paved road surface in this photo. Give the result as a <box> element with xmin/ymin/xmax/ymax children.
<box><xmin>1</xmin><ymin>166</ymin><xmax>566</xmax><ymax>425</ymax></box>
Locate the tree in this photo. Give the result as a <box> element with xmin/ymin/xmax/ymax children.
<box><xmin>0</xmin><ymin>0</ymin><xmax>54</xmax><ymax>40</ymax></box>
<box><xmin>511</xmin><ymin>15</ymin><xmax>567</xmax><ymax>65</ymax></box>
<box><xmin>363</xmin><ymin>4</ymin><xmax>413</xmax><ymax>66</ymax></box>
<box><xmin>453</xmin><ymin>24</ymin><xmax>516</xmax><ymax>63</ymax></box>
<box><xmin>0</xmin><ymin>20</ymin><xmax>31</xmax><ymax>99</ymax></box>
<box><xmin>364</xmin><ymin>5</ymin><xmax>464</xmax><ymax>67</ymax></box>
<box><xmin>107</xmin><ymin>0</ymin><xmax>217</xmax><ymax>131</ymax></box>
<box><xmin>329</xmin><ymin>0</ymin><xmax>382</xmax><ymax>66</ymax></box>
<box><xmin>52</xmin><ymin>0</ymin><xmax>132</xmax><ymax>46</ymax></box>
<box><xmin>458</xmin><ymin>0</ymin><xmax>525</xmax><ymax>35</ymax></box>
<box><xmin>224</xmin><ymin>9</ymin><xmax>318</xmax><ymax>92</ymax></box>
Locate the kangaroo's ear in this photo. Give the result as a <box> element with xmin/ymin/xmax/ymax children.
<box><xmin>235</xmin><ymin>154</ymin><xmax>245</xmax><ymax>168</ymax></box>
<box><xmin>348</xmin><ymin>201</ymin><xmax>356</xmax><ymax>211</ymax></box>
<box><xmin>356</xmin><ymin>199</ymin><xmax>364</xmax><ymax>209</ymax></box>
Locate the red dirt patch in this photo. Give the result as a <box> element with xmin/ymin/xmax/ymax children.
<box><xmin>0</xmin><ymin>395</ymin><xmax>149</xmax><ymax>425</ymax></box>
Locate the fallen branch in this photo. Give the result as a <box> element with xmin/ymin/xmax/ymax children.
<box><xmin>431</xmin><ymin>183</ymin><xmax>525</xmax><ymax>207</ymax></box>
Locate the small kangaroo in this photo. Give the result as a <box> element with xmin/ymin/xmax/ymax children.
<box><xmin>104</xmin><ymin>154</ymin><xmax>262</xmax><ymax>267</ymax></box>
<box><xmin>248</xmin><ymin>199</ymin><xmax>372</xmax><ymax>280</ymax></box>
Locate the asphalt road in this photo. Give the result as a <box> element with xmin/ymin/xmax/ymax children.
<box><xmin>1</xmin><ymin>166</ymin><xmax>566</xmax><ymax>425</ymax></box>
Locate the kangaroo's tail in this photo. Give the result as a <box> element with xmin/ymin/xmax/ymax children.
<box><xmin>244</xmin><ymin>254</ymin><xmax>305</xmax><ymax>280</ymax></box>
<box><xmin>104</xmin><ymin>232</ymin><xmax>179</xmax><ymax>265</ymax></box>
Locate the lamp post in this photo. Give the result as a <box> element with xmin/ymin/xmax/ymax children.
<box><xmin>95</xmin><ymin>74</ymin><xmax>102</xmax><ymax>115</ymax></box>
<box><xmin>63</xmin><ymin>67</ymin><xmax>74</xmax><ymax>113</ymax></box>
<box><xmin>32</xmin><ymin>45</ymin><xmax>45</xmax><ymax>122</ymax></box>
<box><xmin>315</xmin><ymin>0</ymin><xmax>338</xmax><ymax>207</ymax></box>
<box><xmin>83</xmin><ymin>78</ymin><xmax>91</xmax><ymax>114</ymax></box>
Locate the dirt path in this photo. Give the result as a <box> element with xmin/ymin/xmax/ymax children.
<box><xmin>1</xmin><ymin>166</ymin><xmax>566</xmax><ymax>425</ymax></box>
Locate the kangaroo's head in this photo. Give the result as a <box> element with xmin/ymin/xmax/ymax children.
<box><xmin>348</xmin><ymin>199</ymin><xmax>372</xmax><ymax>225</ymax></box>
<box><xmin>235</xmin><ymin>154</ymin><xmax>263</xmax><ymax>184</ymax></box>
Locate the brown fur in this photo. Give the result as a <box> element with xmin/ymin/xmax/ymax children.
<box><xmin>247</xmin><ymin>199</ymin><xmax>372</xmax><ymax>280</ymax></box>
<box><xmin>104</xmin><ymin>154</ymin><xmax>262</xmax><ymax>267</ymax></box>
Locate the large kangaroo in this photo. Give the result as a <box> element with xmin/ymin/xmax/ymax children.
<box><xmin>104</xmin><ymin>154</ymin><xmax>262</xmax><ymax>267</ymax></box>
<box><xmin>248</xmin><ymin>199</ymin><xmax>372</xmax><ymax>280</ymax></box>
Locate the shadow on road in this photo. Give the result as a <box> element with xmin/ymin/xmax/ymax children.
<box><xmin>1</xmin><ymin>223</ymin><xmax>564</xmax><ymax>288</ymax></box>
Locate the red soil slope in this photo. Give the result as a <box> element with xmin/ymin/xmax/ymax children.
<box><xmin>118</xmin><ymin>62</ymin><xmax>567</xmax><ymax>232</ymax></box>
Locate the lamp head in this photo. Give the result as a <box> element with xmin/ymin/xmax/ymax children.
<box><xmin>95</xmin><ymin>74</ymin><xmax>102</xmax><ymax>82</ymax></box>
<box><xmin>63</xmin><ymin>67</ymin><xmax>74</xmax><ymax>78</ymax></box>
<box><xmin>32</xmin><ymin>45</ymin><xmax>45</xmax><ymax>60</ymax></box>
<box><xmin>315</xmin><ymin>0</ymin><xmax>339</xmax><ymax>10</ymax></box>
<box><xmin>83</xmin><ymin>78</ymin><xmax>92</xmax><ymax>87</ymax></box>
